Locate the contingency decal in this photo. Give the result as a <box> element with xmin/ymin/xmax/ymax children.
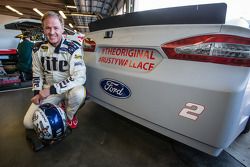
<box><xmin>179</xmin><ymin>102</ymin><xmax>205</xmax><ymax>121</ymax></box>
<box><xmin>98</xmin><ymin>47</ymin><xmax>163</xmax><ymax>72</ymax></box>
<box><xmin>100</xmin><ymin>79</ymin><xmax>131</xmax><ymax>99</ymax></box>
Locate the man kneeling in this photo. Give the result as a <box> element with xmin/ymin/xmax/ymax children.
<box><xmin>23</xmin><ymin>11</ymin><xmax>86</xmax><ymax>151</ymax></box>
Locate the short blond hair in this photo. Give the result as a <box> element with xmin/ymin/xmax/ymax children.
<box><xmin>41</xmin><ymin>11</ymin><xmax>64</xmax><ymax>29</ymax></box>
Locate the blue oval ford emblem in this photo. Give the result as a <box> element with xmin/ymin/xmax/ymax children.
<box><xmin>100</xmin><ymin>79</ymin><xmax>131</xmax><ymax>99</ymax></box>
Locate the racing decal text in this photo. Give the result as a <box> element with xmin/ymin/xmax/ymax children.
<box><xmin>179</xmin><ymin>103</ymin><xmax>205</xmax><ymax>120</ymax></box>
<box><xmin>56</xmin><ymin>76</ymin><xmax>74</xmax><ymax>89</ymax></box>
<box><xmin>41</xmin><ymin>56</ymin><xmax>68</xmax><ymax>72</ymax></box>
<box><xmin>98</xmin><ymin>47</ymin><xmax>162</xmax><ymax>72</ymax></box>
<box><xmin>101</xmin><ymin>48</ymin><xmax>155</xmax><ymax>59</ymax></box>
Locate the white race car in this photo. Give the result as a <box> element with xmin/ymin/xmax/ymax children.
<box><xmin>83</xmin><ymin>3</ymin><xmax>250</xmax><ymax>156</ymax></box>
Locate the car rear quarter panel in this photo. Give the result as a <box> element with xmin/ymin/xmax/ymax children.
<box><xmin>84</xmin><ymin>24</ymin><xmax>250</xmax><ymax>151</ymax></box>
<box><xmin>0</xmin><ymin>29</ymin><xmax>21</xmax><ymax>49</ymax></box>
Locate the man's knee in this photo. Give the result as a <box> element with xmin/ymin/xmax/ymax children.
<box><xmin>69</xmin><ymin>86</ymin><xmax>86</xmax><ymax>101</ymax></box>
<box><xmin>23</xmin><ymin>117</ymin><xmax>33</xmax><ymax>129</ymax></box>
<box><xmin>23</xmin><ymin>103</ymin><xmax>38</xmax><ymax>129</ymax></box>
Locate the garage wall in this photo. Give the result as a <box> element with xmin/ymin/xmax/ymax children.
<box><xmin>0</xmin><ymin>14</ymin><xmax>19</xmax><ymax>24</ymax></box>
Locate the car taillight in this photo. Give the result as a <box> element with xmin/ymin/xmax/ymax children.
<box><xmin>0</xmin><ymin>49</ymin><xmax>17</xmax><ymax>55</ymax></box>
<box><xmin>161</xmin><ymin>34</ymin><xmax>250</xmax><ymax>67</ymax></box>
<box><xmin>83</xmin><ymin>38</ymin><xmax>96</xmax><ymax>52</ymax></box>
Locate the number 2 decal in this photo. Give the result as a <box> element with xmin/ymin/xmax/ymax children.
<box><xmin>179</xmin><ymin>103</ymin><xmax>205</xmax><ymax>120</ymax></box>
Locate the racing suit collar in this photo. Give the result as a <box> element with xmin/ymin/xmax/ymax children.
<box><xmin>54</xmin><ymin>37</ymin><xmax>64</xmax><ymax>54</ymax></box>
<box><xmin>47</xmin><ymin>37</ymin><xmax>65</xmax><ymax>54</ymax></box>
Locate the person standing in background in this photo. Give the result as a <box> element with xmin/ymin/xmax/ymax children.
<box><xmin>17</xmin><ymin>33</ymin><xmax>34</xmax><ymax>81</ymax></box>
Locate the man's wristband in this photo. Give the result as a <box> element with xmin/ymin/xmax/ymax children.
<box><xmin>34</xmin><ymin>90</ymin><xmax>40</xmax><ymax>96</ymax></box>
<box><xmin>50</xmin><ymin>85</ymin><xmax>57</xmax><ymax>94</ymax></box>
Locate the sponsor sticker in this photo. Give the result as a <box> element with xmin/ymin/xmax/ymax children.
<box><xmin>41</xmin><ymin>45</ymin><xmax>48</xmax><ymax>50</ymax></box>
<box><xmin>98</xmin><ymin>47</ymin><xmax>163</xmax><ymax>72</ymax></box>
<box><xmin>100</xmin><ymin>79</ymin><xmax>131</xmax><ymax>99</ymax></box>
<box><xmin>60</xmin><ymin>47</ymin><xmax>68</xmax><ymax>52</ymax></box>
<box><xmin>74</xmin><ymin>54</ymin><xmax>82</xmax><ymax>59</ymax></box>
<box><xmin>74</xmin><ymin>62</ymin><xmax>83</xmax><ymax>66</ymax></box>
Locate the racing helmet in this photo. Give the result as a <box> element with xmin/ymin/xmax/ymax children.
<box><xmin>32</xmin><ymin>103</ymin><xmax>67</xmax><ymax>140</ymax></box>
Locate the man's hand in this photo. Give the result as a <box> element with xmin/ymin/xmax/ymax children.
<box><xmin>39</xmin><ymin>88</ymin><xmax>50</xmax><ymax>99</ymax></box>
<box><xmin>31</xmin><ymin>88</ymin><xmax>51</xmax><ymax>105</ymax></box>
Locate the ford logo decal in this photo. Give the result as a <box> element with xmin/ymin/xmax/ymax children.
<box><xmin>100</xmin><ymin>79</ymin><xmax>131</xmax><ymax>99</ymax></box>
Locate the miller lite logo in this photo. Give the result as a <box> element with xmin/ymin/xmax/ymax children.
<box><xmin>100</xmin><ymin>79</ymin><xmax>131</xmax><ymax>99</ymax></box>
<box><xmin>41</xmin><ymin>56</ymin><xmax>68</xmax><ymax>72</ymax></box>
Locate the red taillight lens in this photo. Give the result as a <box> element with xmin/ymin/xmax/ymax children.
<box><xmin>161</xmin><ymin>34</ymin><xmax>250</xmax><ymax>67</ymax></box>
<box><xmin>83</xmin><ymin>38</ymin><xmax>96</xmax><ymax>52</ymax></box>
<box><xmin>0</xmin><ymin>49</ymin><xmax>17</xmax><ymax>55</ymax></box>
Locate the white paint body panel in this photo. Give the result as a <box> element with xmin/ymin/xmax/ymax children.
<box><xmin>84</xmin><ymin>24</ymin><xmax>250</xmax><ymax>156</ymax></box>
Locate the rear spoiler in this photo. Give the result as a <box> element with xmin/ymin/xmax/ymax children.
<box><xmin>89</xmin><ymin>3</ymin><xmax>227</xmax><ymax>32</ymax></box>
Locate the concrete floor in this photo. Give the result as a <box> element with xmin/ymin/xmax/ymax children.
<box><xmin>0</xmin><ymin>88</ymin><xmax>246</xmax><ymax>167</ymax></box>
